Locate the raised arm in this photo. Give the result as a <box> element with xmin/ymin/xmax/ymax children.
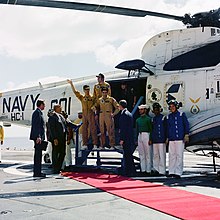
<box><xmin>67</xmin><ymin>79</ymin><xmax>76</xmax><ymax>93</ymax></box>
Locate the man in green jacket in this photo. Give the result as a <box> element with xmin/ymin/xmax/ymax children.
<box><xmin>136</xmin><ymin>104</ymin><xmax>152</xmax><ymax>175</ymax></box>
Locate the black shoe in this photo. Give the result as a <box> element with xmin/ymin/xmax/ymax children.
<box><xmin>151</xmin><ymin>170</ymin><xmax>159</xmax><ymax>176</ymax></box>
<box><xmin>33</xmin><ymin>173</ymin><xmax>46</xmax><ymax>178</ymax></box>
<box><xmin>151</xmin><ymin>170</ymin><xmax>159</xmax><ymax>175</ymax></box>
<box><xmin>145</xmin><ymin>172</ymin><xmax>151</xmax><ymax>176</ymax></box>
<box><xmin>167</xmin><ymin>174</ymin><xmax>175</xmax><ymax>178</ymax></box>
<box><xmin>174</xmin><ymin>174</ymin><xmax>181</xmax><ymax>179</ymax></box>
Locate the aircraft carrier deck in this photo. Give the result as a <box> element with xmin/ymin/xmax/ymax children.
<box><xmin>1</xmin><ymin>149</ymin><xmax>220</xmax><ymax>220</ymax></box>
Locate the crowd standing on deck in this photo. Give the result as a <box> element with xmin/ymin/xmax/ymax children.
<box><xmin>29</xmin><ymin>73</ymin><xmax>189</xmax><ymax>179</ymax></box>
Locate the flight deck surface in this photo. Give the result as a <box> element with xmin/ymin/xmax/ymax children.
<box><xmin>0</xmin><ymin>150</ymin><xmax>220</xmax><ymax>220</ymax></box>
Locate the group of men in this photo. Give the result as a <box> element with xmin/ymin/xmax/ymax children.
<box><xmin>67</xmin><ymin>73</ymin><xmax>119</xmax><ymax>150</ymax></box>
<box><xmin>30</xmin><ymin>73</ymin><xmax>189</xmax><ymax>178</ymax></box>
<box><xmin>136</xmin><ymin>100</ymin><xmax>189</xmax><ymax>178</ymax></box>
<box><xmin>30</xmin><ymin>100</ymin><xmax>77</xmax><ymax>177</ymax></box>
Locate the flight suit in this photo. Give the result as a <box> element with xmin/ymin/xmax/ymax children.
<box><xmin>74</xmin><ymin>90</ymin><xmax>98</xmax><ymax>146</ymax></box>
<box><xmin>96</xmin><ymin>96</ymin><xmax>119</xmax><ymax>147</ymax></box>
<box><xmin>93</xmin><ymin>82</ymin><xmax>111</xmax><ymax>101</ymax></box>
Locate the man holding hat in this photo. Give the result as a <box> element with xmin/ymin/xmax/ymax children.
<box><xmin>93</xmin><ymin>73</ymin><xmax>111</xmax><ymax>101</ymax></box>
<box><xmin>167</xmin><ymin>100</ymin><xmax>189</xmax><ymax>178</ymax></box>
<box><xmin>136</xmin><ymin>104</ymin><xmax>152</xmax><ymax>175</ymax></box>
<box><xmin>67</xmin><ymin>80</ymin><xmax>98</xmax><ymax>150</ymax></box>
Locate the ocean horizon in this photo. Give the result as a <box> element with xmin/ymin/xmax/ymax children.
<box><xmin>1</xmin><ymin>137</ymin><xmax>34</xmax><ymax>151</ymax></box>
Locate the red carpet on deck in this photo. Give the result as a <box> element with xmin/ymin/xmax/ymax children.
<box><xmin>63</xmin><ymin>172</ymin><xmax>220</xmax><ymax>220</ymax></box>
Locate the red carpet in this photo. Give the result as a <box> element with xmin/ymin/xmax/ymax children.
<box><xmin>63</xmin><ymin>172</ymin><xmax>220</xmax><ymax>219</ymax></box>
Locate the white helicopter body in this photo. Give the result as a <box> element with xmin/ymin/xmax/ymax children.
<box><xmin>0</xmin><ymin>1</ymin><xmax>220</xmax><ymax>149</ymax></box>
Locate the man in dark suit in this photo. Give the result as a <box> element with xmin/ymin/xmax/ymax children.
<box><xmin>118</xmin><ymin>100</ymin><xmax>136</xmax><ymax>177</ymax></box>
<box><xmin>30</xmin><ymin>99</ymin><xmax>46</xmax><ymax>178</ymax></box>
<box><xmin>48</xmin><ymin>104</ymin><xmax>67</xmax><ymax>174</ymax></box>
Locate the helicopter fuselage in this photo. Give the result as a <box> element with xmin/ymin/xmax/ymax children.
<box><xmin>0</xmin><ymin>26</ymin><xmax>220</xmax><ymax>148</ymax></box>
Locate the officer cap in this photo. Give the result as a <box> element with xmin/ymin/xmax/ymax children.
<box><xmin>96</xmin><ymin>73</ymin><xmax>105</xmax><ymax>79</ymax></box>
<box><xmin>83</xmin><ymin>85</ymin><xmax>90</xmax><ymax>90</ymax></box>
<box><xmin>101</xmin><ymin>87</ymin><xmax>108</xmax><ymax>92</ymax></box>
<box><xmin>138</xmin><ymin>104</ymin><xmax>149</xmax><ymax>110</ymax></box>
<box><xmin>152</xmin><ymin>102</ymin><xmax>162</xmax><ymax>109</ymax></box>
<box><xmin>168</xmin><ymin>99</ymin><xmax>179</xmax><ymax>107</ymax></box>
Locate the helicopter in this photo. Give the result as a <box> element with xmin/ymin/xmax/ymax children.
<box><xmin>0</xmin><ymin>0</ymin><xmax>220</xmax><ymax>154</ymax></box>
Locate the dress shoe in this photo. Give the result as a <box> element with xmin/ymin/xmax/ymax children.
<box><xmin>145</xmin><ymin>172</ymin><xmax>151</xmax><ymax>176</ymax></box>
<box><xmin>33</xmin><ymin>173</ymin><xmax>46</xmax><ymax>178</ymax></box>
<box><xmin>167</xmin><ymin>174</ymin><xmax>175</xmax><ymax>178</ymax></box>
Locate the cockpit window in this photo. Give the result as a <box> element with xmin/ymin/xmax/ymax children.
<box><xmin>211</xmin><ymin>28</ymin><xmax>216</xmax><ymax>36</ymax></box>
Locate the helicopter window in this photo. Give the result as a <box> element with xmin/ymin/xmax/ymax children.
<box><xmin>206</xmin><ymin>89</ymin><xmax>209</xmax><ymax>99</ymax></box>
<box><xmin>166</xmin><ymin>84</ymin><xmax>181</xmax><ymax>93</ymax></box>
<box><xmin>217</xmin><ymin>81</ymin><xmax>220</xmax><ymax>93</ymax></box>
<box><xmin>211</xmin><ymin>28</ymin><xmax>216</xmax><ymax>36</ymax></box>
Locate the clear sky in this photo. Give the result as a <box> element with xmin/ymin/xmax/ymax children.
<box><xmin>0</xmin><ymin>0</ymin><xmax>220</xmax><ymax>137</ymax></box>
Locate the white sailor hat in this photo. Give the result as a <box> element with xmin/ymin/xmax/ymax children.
<box><xmin>138</xmin><ymin>104</ymin><xmax>150</xmax><ymax>109</ymax></box>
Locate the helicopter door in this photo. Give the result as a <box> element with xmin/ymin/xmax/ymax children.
<box><xmin>206</xmin><ymin>69</ymin><xmax>220</xmax><ymax>110</ymax></box>
<box><xmin>164</xmin><ymin>82</ymin><xmax>185</xmax><ymax>107</ymax></box>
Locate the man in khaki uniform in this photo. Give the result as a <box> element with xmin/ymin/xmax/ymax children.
<box><xmin>0</xmin><ymin>125</ymin><xmax>4</xmax><ymax>163</ymax></box>
<box><xmin>68</xmin><ymin>80</ymin><xmax>98</xmax><ymax>150</ymax></box>
<box><xmin>93</xmin><ymin>73</ymin><xmax>111</xmax><ymax>101</ymax></box>
<box><xmin>95</xmin><ymin>87</ymin><xmax>119</xmax><ymax>149</ymax></box>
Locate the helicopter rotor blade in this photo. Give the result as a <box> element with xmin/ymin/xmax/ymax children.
<box><xmin>0</xmin><ymin>0</ymin><xmax>184</xmax><ymax>21</ymax></box>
